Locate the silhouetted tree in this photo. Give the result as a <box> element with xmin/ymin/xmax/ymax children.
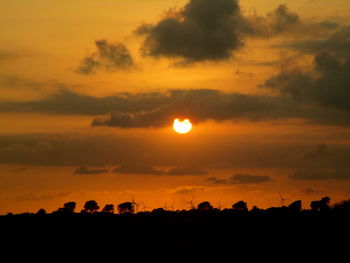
<box><xmin>197</xmin><ymin>201</ymin><xmax>213</xmax><ymax>211</ymax></box>
<box><xmin>36</xmin><ymin>208</ymin><xmax>46</xmax><ymax>215</ymax></box>
<box><xmin>288</xmin><ymin>200</ymin><xmax>302</xmax><ymax>212</ymax></box>
<box><xmin>152</xmin><ymin>208</ymin><xmax>165</xmax><ymax>214</ymax></box>
<box><xmin>332</xmin><ymin>199</ymin><xmax>350</xmax><ymax>213</ymax></box>
<box><xmin>250</xmin><ymin>205</ymin><xmax>264</xmax><ymax>214</ymax></box>
<box><xmin>101</xmin><ymin>204</ymin><xmax>115</xmax><ymax>214</ymax></box>
<box><xmin>311</xmin><ymin>196</ymin><xmax>330</xmax><ymax>212</ymax></box>
<box><xmin>63</xmin><ymin>202</ymin><xmax>76</xmax><ymax>213</ymax></box>
<box><xmin>83</xmin><ymin>200</ymin><xmax>100</xmax><ymax>214</ymax></box>
<box><xmin>232</xmin><ymin>201</ymin><xmax>248</xmax><ymax>212</ymax></box>
<box><xmin>118</xmin><ymin>202</ymin><xmax>134</xmax><ymax>214</ymax></box>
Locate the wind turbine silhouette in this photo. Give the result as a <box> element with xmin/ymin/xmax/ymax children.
<box><xmin>131</xmin><ymin>194</ymin><xmax>141</xmax><ymax>213</ymax></box>
<box><xmin>141</xmin><ymin>201</ymin><xmax>149</xmax><ymax>212</ymax></box>
<box><xmin>185</xmin><ymin>196</ymin><xmax>195</xmax><ymax>210</ymax></box>
<box><xmin>279</xmin><ymin>193</ymin><xmax>288</xmax><ymax>207</ymax></box>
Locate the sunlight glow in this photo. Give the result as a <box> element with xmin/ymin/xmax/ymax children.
<box><xmin>173</xmin><ymin>118</ymin><xmax>192</xmax><ymax>134</ymax></box>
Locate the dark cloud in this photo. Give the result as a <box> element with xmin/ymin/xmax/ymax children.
<box><xmin>77</xmin><ymin>40</ymin><xmax>134</xmax><ymax>74</ymax></box>
<box><xmin>0</xmin><ymin>84</ymin><xmax>350</xmax><ymax>128</ymax></box>
<box><xmin>113</xmin><ymin>164</ymin><xmax>164</xmax><ymax>175</ymax></box>
<box><xmin>304</xmin><ymin>143</ymin><xmax>332</xmax><ymax>159</ymax></box>
<box><xmin>136</xmin><ymin>0</ymin><xmax>244</xmax><ymax>62</ymax></box>
<box><xmin>263</xmin><ymin>50</ymin><xmax>350</xmax><ymax>111</ymax></box>
<box><xmin>206</xmin><ymin>177</ymin><xmax>230</xmax><ymax>185</ymax></box>
<box><xmin>172</xmin><ymin>185</ymin><xmax>205</xmax><ymax>195</ymax></box>
<box><xmin>206</xmin><ymin>174</ymin><xmax>270</xmax><ymax>184</ymax></box>
<box><xmin>1</xmin><ymin>134</ymin><xmax>350</xmax><ymax>169</ymax></box>
<box><xmin>91</xmin><ymin>89</ymin><xmax>297</xmax><ymax>128</ymax></box>
<box><xmin>136</xmin><ymin>0</ymin><xmax>335</xmax><ymax>63</ymax></box>
<box><xmin>73</xmin><ymin>166</ymin><xmax>108</xmax><ymax>175</ymax></box>
<box><xmin>289</xmin><ymin>169</ymin><xmax>350</xmax><ymax>180</ymax></box>
<box><xmin>15</xmin><ymin>192</ymin><xmax>71</xmax><ymax>201</ymax></box>
<box><xmin>300</xmin><ymin>187</ymin><xmax>323</xmax><ymax>195</ymax></box>
<box><xmin>166</xmin><ymin>167</ymin><xmax>207</xmax><ymax>176</ymax></box>
<box><xmin>243</xmin><ymin>4</ymin><xmax>300</xmax><ymax>37</ymax></box>
<box><xmin>280</xmin><ymin>26</ymin><xmax>350</xmax><ymax>55</ymax></box>
<box><xmin>11</xmin><ymin>167</ymin><xmax>27</xmax><ymax>172</ymax></box>
<box><xmin>230</xmin><ymin>174</ymin><xmax>270</xmax><ymax>184</ymax></box>
<box><xmin>0</xmin><ymin>89</ymin><xmax>167</xmax><ymax>115</ymax></box>
<box><xmin>0</xmin><ymin>51</ymin><xmax>18</xmax><ymax>60</ymax></box>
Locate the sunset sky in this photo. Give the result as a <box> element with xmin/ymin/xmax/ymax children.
<box><xmin>1</xmin><ymin>0</ymin><xmax>350</xmax><ymax>214</ymax></box>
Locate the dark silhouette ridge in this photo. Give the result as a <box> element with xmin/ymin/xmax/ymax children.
<box><xmin>4</xmin><ymin>196</ymin><xmax>350</xmax><ymax>217</ymax></box>
<box><xmin>1</xmin><ymin>196</ymin><xmax>349</xmax><ymax>259</ymax></box>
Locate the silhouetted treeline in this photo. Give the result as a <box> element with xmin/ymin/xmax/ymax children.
<box><xmin>1</xmin><ymin>196</ymin><xmax>349</xmax><ymax>260</ymax></box>
<box><xmin>4</xmin><ymin>196</ymin><xmax>350</xmax><ymax>217</ymax></box>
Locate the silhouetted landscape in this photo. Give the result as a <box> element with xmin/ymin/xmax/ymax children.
<box><xmin>2</xmin><ymin>197</ymin><xmax>349</xmax><ymax>259</ymax></box>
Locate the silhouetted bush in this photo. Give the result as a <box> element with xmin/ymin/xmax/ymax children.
<box><xmin>311</xmin><ymin>197</ymin><xmax>330</xmax><ymax>213</ymax></box>
<box><xmin>83</xmin><ymin>200</ymin><xmax>100</xmax><ymax>214</ymax></box>
<box><xmin>197</xmin><ymin>201</ymin><xmax>213</xmax><ymax>211</ymax></box>
<box><xmin>64</xmin><ymin>202</ymin><xmax>76</xmax><ymax>213</ymax></box>
<box><xmin>288</xmin><ymin>200</ymin><xmax>302</xmax><ymax>212</ymax></box>
<box><xmin>102</xmin><ymin>204</ymin><xmax>115</xmax><ymax>214</ymax></box>
<box><xmin>232</xmin><ymin>201</ymin><xmax>248</xmax><ymax>212</ymax></box>
<box><xmin>36</xmin><ymin>208</ymin><xmax>46</xmax><ymax>215</ymax></box>
<box><xmin>118</xmin><ymin>202</ymin><xmax>134</xmax><ymax>214</ymax></box>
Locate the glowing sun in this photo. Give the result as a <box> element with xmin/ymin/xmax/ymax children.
<box><xmin>173</xmin><ymin>118</ymin><xmax>192</xmax><ymax>134</ymax></box>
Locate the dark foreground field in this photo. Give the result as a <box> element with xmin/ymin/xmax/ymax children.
<box><xmin>1</xmin><ymin>208</ymin><xmax>349</xmax><ymax>260</ymax></box>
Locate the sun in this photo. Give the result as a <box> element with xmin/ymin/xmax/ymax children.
<box><xmin>173</xmin><ymin>118</ymin><xmax>192</xmax><ymax>134</ymax></box>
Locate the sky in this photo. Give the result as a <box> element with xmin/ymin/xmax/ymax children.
<box><xmin>1</xmin><ymin>0</ymin><xmax>350</xmax><ymax>214</ymax></box>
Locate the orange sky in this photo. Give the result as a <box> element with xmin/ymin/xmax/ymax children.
<box><xmin>1</xmin><ymin>0</ymin><xmax>350</xmax><ymax>214</ymax></box>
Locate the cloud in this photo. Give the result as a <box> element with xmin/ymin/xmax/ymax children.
<box><xmin>77</xmin><ymin>40</ymin><xmax>134</xmax><ymax>74</ymax></box>
<box><xmin>135</xmin><ymin>0</ymin><xmax>335</xmax><ymax>63</ymax></box>
<box><xmin>112</xmin><ymin>164</ymin><xmax>164</xmax><ymax>175</ymax></box>
<box><xmin>304</xmin><ymin>143</ymin><xmax>332</xmax><ymax>159</ymax></box>
<box><xmin>15</xmin><ymin>192</ymin><xmax>71</xmax><ymax>201</ymax></box>
<box><xmin>1</xmin><ymin>133</ymin><xmax>350</xmax><ymax>169</ymax></box>
<box><xmin>300</xmin><ymin>187</ymin><xmax>323</xmax><ymax>195</ymax></box>
<box><xmin>206</xmin><ymin>174</ymin><xmax>270</xmax><ymax>184</ymax></box>
<box><xmin>0</xmin><ymin>50</ymin><xmax>18</xmax><ymax>60</ymax></box>
<box><xmin>263</xmin><ymin>50</ymin><xmax>350</xmax><ymax>111</ymax></box>
<box><xmin>136</xmin><ymin>0</ymin><xmax>244</xmax><ymax>62</ymax></box>
<box><xmin>0</xmin><ymin>89</ymin><xmax>168</xmax><ymax>115</ymax></box>
<box><xmin>166</xmin><ymin>167</ymin><xmax>207</xmax><ymax>176</ymax></box>
<box><xmin>73</xmin><ymin>166</ymin><xmax>108</xmax><ymax>175</ymax></box>
<box><xmin>171</xmin><ymin>185</ymin><xmax>206</xmax><ymax>195</ymax></box>
<box><xmin>279</xmin><ymin>26</ymin><xmax>350</xmax><ymax>55</ymax></box>
<box><xmin>91</xmin><ymin>89</ymin><xmax>300</xmax><ymax>128</ymax></box>
<box><xmin>206</xmin><ymin>177</ymin><xmax>230</xmax><ymax>185</ymax></box>
<box><xmin>289</xmin><ymin>169</ymin><xmax>350</xmax><ymax>180</ymax></box>
<box><xmin>1</xmin><ymin>87</ymin><xmax>350</xmax><ymax>129</ymax></box>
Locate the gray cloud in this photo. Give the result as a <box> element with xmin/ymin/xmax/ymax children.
<box><xmin>172</xmin><ymin>185</ymin><xmax>205</xmax><ymax>195</ymax></box>
<box><xmin>289</xmin><ymin>169</ymin><xmax>350</xmax><ymax>180</ymax></box>
<box><xmin>74</xmin><ymin>166</ymin><xmax>108</xmax><ymax>175</ymax></box>
<box><xmin>113</xmin><ymin>164</ymin><xmax>164</xmax><ymax>175</ymax></box>
<box><xmin>304</xmin><ymin>143</ymin><xmax>332</xmax><ymax>159</ymax></box>
<box><xmin>1</xmin><ymin>134</ymin><xmax>350</xmax><ymax>169</ymax></box>
<box><xmin>279</xmin><ymin>26</ymin><xmax>350</xmax><ymax>55</ymax></box>
<box><xmin>0</xmin><ymin>89</ymin><xmax>167</xmax><ymax>115</ymax></box>
<box><xmin>166</xmin><ymin>167</ymin><xmax>207</xmax><ymax>176</ymax></box>
<box><xmin>1</xmin><ymin>87</ymin><xmax>350</xmax><ymax>127</ymax></box>
<box><xmin>15</xmin><ymin>192</ymin><xmax>71</xmax><ymax>201</ymax></box>
<box><xmin>263</xmin><ymin>50</ymin><xmax>350</xmax><ymax>111</ymax></box>
<box><xmin>136</xmin><ymin>0</ymin><xmax>334</xmax><ymax>63</ymax></box>
<box><xmin>136</xmin><ymin>0</ymin><xmax>244</xmax><ymax>62</ymax></box>
<box><xmin>77</xmin><ymin>40</ymin><xmax>134</xmax><ymax>74</ymax></box>
<box><xmin>300</xmin><ymin>187</ymin><xmax>323</xmax><ymax>195</ymax></box>
<box><xmin>207</xmin><ymin>174</ymin><xmax>270</xmax><ymax>184</ymax></box>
